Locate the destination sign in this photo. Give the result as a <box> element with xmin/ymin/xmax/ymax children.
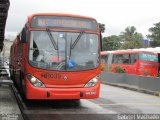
<box><xmin>31</xmin><ymin>16</ymin><xmax>98</xmax><ymax>31</ymax></box>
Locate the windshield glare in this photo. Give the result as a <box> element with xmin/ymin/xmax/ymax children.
<box><xmin>29</xmin><ymin>31</ymin><xmax>99</xmax><ymax>71</ymax></box>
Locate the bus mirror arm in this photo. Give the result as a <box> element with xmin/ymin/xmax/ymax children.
<box><xmin>16</xmin><ymin>61</ymin><xmax>20</xmax><ymax>66</ymax></box>
<box><xmin>100</xmin><ymin>33</ymin><xmax>102</xmax><ymax>51</ymax></box>
<box><xmin>16</xmin><ymin>58</ymin><xmax>22</xmax><ymax>66</ymax></box>
<box><xmin>17</xmin><ymin>35</ymin><xmax>20</xmax><ymax>41</ymax></box>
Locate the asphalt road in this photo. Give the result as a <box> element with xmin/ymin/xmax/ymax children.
<box><xmin>20</xmin><ymin>84</ymin><xmax>160</xmax><ymax>120</ymax></box>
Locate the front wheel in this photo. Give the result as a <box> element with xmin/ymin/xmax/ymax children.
<box><xmin>72</xmin><ymin>99</ymin><xmax>81</xmax><ymax>106</ymax></box>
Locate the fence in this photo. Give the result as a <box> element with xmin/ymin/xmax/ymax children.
<box><xmin>100</xmin><ymin>71</ymin><xmax>160</xmax><ymax>96</ymax></box>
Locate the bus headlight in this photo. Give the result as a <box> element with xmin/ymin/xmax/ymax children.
<box><xmin>27</xmin><ymin>74</ymin><xmax>45</xmax><ymax>88</ymax></box>
<box><xmin>84</xmin><ymin>76</ymin><xmax>99</xmax><ymax>87</ymax></box>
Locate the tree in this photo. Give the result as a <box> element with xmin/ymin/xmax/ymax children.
<box><xmin>120</xmin><ymin>26</ymin><xmax>143</xmax><ymax>49</ymax></box>
<box><xmin>99</xmin><ymin>23</ymin><xmax>105</xmax><ymax>33</ymax></box>
<box><xmin>102</xmin><ymin>35</ymin><xmax>121</xmax><ymax>51</ymax></box>
<box><xmin>147</xmin><ymin>22</ymin><xmax>160</xmax><ymax>47</ymax></box>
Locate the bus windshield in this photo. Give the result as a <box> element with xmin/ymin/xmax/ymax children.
<box><xmin>139</xmin><ymin>53</ymin><xmax>158</xmax><ymax>62</ymax></box>
<box><xmin>29</xmin><ymin>31</ymin><xmax>99</xmax><ymax>71</ymax></box>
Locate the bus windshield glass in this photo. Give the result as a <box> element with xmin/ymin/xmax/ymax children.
<box><xmin>29</xmin><ymin>31</ymin><xmax>99</xmax><ymax>71</ymax></box>
<box><xmin>139</xmin><ymin>53</ymin><xmax>158</xmax><ymax>62</ymax></box>
<box><xmin>31</xmin><ymin>16</ymin><xmax>98</xmax><ymax>31</ymax></box>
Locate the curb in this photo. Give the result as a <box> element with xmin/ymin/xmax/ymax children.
<box><xmin>102</xmin><ymin>81</ymin><xmax>160</xmax><ymax>97</ymax></box>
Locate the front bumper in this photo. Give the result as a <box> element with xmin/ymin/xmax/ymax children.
<box><xmin>25</xmin><ymin>80</ymin><xmax>100</xmax><ymax>100</ymax></box>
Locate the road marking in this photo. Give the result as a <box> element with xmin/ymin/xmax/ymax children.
<box><xmin>101</xmin><ymin>93</ymin><xmax>160</xmax><ymax>99</ymax></box>
<box><xmin>97</xmin><ymin>103</ymin><xmax>160</xmax><ymax>106</ymax></box>
<box><xmin>101</xmin><ymin>90</ymin><xmax>160</xmax><ymax>99</ymax></box>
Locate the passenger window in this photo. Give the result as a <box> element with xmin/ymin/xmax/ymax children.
<box><xmin>117</xmin><ymin>54</ymin><xmax>124</xmax><ymax>64</ymax></box>
<box><xmin>112</xmin><ymin>54</ymin><xmax>118</xmax><ymax>64</ymax></box>
<box><xmin>112</xmin><ymin>54</ymin><xmax>130</xmax><ymax>64</ymax></box>
<box><xmin>130</xmin><ymin>53</ymin><xmax>138</xmax><ymax>64</ymax></box>
<box><xmin>122</xmin><ymin>54</ymin><xmax>130</xmax><ymax>64</ymax></box>
<box><xmin>101</xmin><ymin>55</ymin><xmax>108</xmax><ymax>63</ymax></box>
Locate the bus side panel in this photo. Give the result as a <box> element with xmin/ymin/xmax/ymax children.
<box><xmin>137</xmin><ymin>60</ymin><xmax>158</xmax><ymax>77</ymax></box>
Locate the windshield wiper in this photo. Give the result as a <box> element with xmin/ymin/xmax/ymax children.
<box><xmin>46</xmin><ymin>28</ymin><xmax>58</xmax><ymax>50</ymax></box>
<box><xmin>68</xmin><ymin>38</ymin><xmax>73</xmax><ymax>60</ymax></box>
<box><xmin>71</xmin><ymin>31</ymin><xmax>84</xmax><ymax>49</ymax></box>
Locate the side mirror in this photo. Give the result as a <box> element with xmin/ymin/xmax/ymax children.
<box><xmin>21</xmin><ymin>28</ymin><xmax>27</xmax><ymax>43</ymax></box>
<box><xmin>17</xmin><ymin>35</ymin><xmax>20</xmax><ymax>41</ymax></box>
<box><xmin>100</xmin><ymin>33</ymin><xmax>102</xmax><ymax>51</ymax></box>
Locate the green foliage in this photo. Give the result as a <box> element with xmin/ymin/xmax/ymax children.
<box><xmin>114</xmin><ymin>66</ymin><xmax>126</xmax><ymax>73</ymax></box>
<box><xmin>120</xmin><ymin>40</ymin><xmax>143</xmax><ymax>49</ymax></box>
<box><xmin>99</xmin><ymin>23</ymin><xmax>105</xmax><ymax>33</ymax></box>
<box><xmin>101</xmin><ymin>64</ymin><xmax>105</xmax><ymax>71</ymax></box>
<box><xmin>147</xmin><ymin>22</ymin><xmax>160</xmax><ymax>47</ymax></box>
<box><xmin>102</xmin><ymin>35</ymin><xmax>122</xmax><ymax>51</ymax></box>
<box><xmin>101</xmin><ymin>26</ymin><xmax>144</xmax><ymax>50</ymax></box>
<box><xmin>120</xmin><ymin>26</ymin><xmax>144</xmax><ymax>49</ymax></box>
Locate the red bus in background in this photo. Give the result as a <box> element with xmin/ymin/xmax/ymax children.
<box><xmin>101</xmin><ymin>51</ymin><xmax>110</xmax><ymax>71</ymax></box>
<box><xmin>10</xmin><ymin>13</ymin><xmax>101</xmax><ymax>100</ymax></box>
<box><xmin>101</xmin><ymin>50</ymin><xmax>159</xmax><ymax>77</ymax></box>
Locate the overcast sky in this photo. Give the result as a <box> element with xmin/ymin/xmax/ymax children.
<box><xmin>5</xmin><ymin>0</ymin><xmax>160</xmax><ymax>38</ymax></box>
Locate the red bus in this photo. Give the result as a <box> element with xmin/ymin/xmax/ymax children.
<box><xmin>101</xmin><ymin>50</ymin><xmax>159</xmax><ymax>76</ymax></box>
<box><xmin>101</xmin><ymin>51</ymin><xmax>110</xmax><ymax>71</ymax></box>
<box><xmin>10</xmin><ymin>13</ymin><xmax>101</xmax><ymax>100</ymax></box>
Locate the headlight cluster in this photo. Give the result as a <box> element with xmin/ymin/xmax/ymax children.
<box><xmin>84</xmin><ymin>76</ymin><xmax>99</xmax><ymax>87</ymax></box>
<box><xmin>27</xmin><ymin>74</ymin><xmax>45</xmax><ymax>87</ymax></box>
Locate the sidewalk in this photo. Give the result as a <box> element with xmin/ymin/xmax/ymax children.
<box><xmin>0</xmin><ymin>68</ymin><xmax>23</xmax><ymax>120</ymax></box>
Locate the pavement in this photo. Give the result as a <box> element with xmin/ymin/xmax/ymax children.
<box><xmin>0</xmin><ymin>67</ymin><xmax>23</xmax><ymax>120</ymax></box>
<box><xmin>0</xmin><ymin>86</ymin><xmax>23</xmax><ymax>120</ymax></box>
<box><xmin>21</xmin><ymin>84</ymin><xmax>160</xmax><ymax>120</ymax></box>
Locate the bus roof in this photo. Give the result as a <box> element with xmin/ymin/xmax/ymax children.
<box><xmin>101</xmin><ymin>50</ymin><xmax>157</xmax><ymax>55</ymax></box>
<box><xmin>101</xmin><ymin>51</ymin><xmax>112</xmax><ymax>55</ymax></box>
<box><xmin>28</xmin><ymin>13</ymin><xmax>97</xmax><ymax>22</ymax></box>
<box><xmin>113</xmin><ymin>50</ymin><xmax>156</xmax><ymax>54</ymax></box>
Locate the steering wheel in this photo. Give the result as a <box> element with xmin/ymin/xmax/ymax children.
<box><xmin>56</xmin><ymin>60</ymin><xmax>65</xmax><ymax>70</ymax></box>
